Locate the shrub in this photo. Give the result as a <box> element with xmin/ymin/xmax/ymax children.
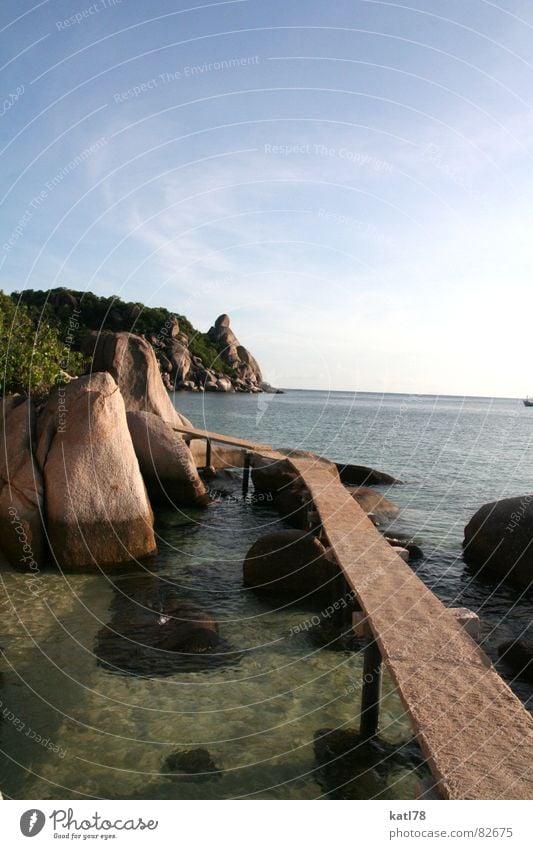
<box><xmin>0</xmin><ymin>291</ymin><xmax>84</xmax><ymax>400</ymax></box>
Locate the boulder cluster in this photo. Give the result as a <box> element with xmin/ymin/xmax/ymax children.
<box><xmin>151</xmin><ymin>313</ymin><xmax>277</xmax><ymax>394</ymax></box>
<box><xmin>0</xmin><ymin>331</ymin><xmax>208</xmax><ymax>572</ymax></box>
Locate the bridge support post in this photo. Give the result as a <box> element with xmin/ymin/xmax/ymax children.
<box><xmin>242</xmin><ymin>452</ymin><xmax>251</xmax><ymax>499</ymax></box>
<box><xmin>205</xmin><ymin>438</ymin><xmax>212</xmax><ymax>468</ymax></box>
<box><xmin>359</xmin><ymin>636</ymin><xmax>383</xmax><ymax>739</ymax></box>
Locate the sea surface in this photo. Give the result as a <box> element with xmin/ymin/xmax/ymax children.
<box><xmin>0</xmin><ymin>390</ymin><xmax>531</xmax><ymax>800</ymax></box>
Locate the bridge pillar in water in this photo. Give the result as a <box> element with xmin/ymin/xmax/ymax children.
<box><xmin>359</xmin><ymin>636</ymin><xmax>383</xmax><ymax>739</ymax></box>
<box><xmin>242</xmin><ymin>452</ymin><xmax>251</xmax><ymax>498</ymax></box>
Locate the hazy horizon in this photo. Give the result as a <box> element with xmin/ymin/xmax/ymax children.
<box><xmin>2</xmin><ymin>0</ymin><xmax>532</xmax><ymax>397</ymax></box>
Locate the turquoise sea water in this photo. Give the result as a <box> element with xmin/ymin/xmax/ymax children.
<box><xmin>0</xmin><ymin>390</ymin><xmax>531</xmax><ymax>800</ymax></box>
<box><xmin>175</xmin><ymin>389</ymin><xmax>533</xmax><ymax>697</ymax></box>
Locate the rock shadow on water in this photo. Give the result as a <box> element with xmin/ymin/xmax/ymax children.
<box><xmin>94</xmin><ymin>575</ymin><xmax>242</xmax><ymax>677</ymax></box>
<box><xmin>313</xmin><ymin>728</ymin><xmax>428</xmax><ymax>800</ymax></box>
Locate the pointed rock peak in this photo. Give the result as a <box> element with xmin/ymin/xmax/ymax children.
<box><xmin>215</xmin><ymin>314</ymin><xmax>231</xmax><ymax>329</ymax></box>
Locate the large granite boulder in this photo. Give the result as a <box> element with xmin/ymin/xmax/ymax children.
<box><xmin>81</xmin><ymin>330</ymin><xmax>192</xmax><ymax>428</ymax></box>
<box><xmin>243</xmin><ymin>529</ymin><xmax>339</xmax><ymax>598</ymax></box>
<box><xmin>207</xmin><ymin>314</ymin><xmax>263</xmax><ymax>388</ymax></box>
<box><xmin>463</xmin><ymin>496</ymin><xmax>533</xmax><ymax>589</ymax></box>
<box><xmin>0</xmin><ymin>396</ymin><xmax>45</xmax><ymax>570</ymax></box>
<box><xmin>126</xmin><ymin>411</ymin><xmax>208</xmax><ymax>507</ymax></box>
<box><xmin>36</xmin><ymin>372</ymin><xmax>156</xmax><ymax>569</ymax></box>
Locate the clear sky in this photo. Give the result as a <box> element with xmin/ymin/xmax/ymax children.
<box><xmin>1</xmin><ymin>0</ymin><xmax>532</xmax><ymax>396</ymax></box>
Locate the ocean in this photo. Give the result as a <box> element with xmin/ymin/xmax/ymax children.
<box><xmin>0</xmin><ymin>390</ymin><xmax>531</xmax><ymax>800</ymax></box>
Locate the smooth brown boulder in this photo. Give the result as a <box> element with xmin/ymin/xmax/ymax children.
<box><xmin>275</xmin><ymin>483</ymin><xmax>312</xmax><ymax>530</ymax></box>
<box><xmin>497</xmin><ymin>639</ymin><xmax>533</xmax><ymax>683</ymax></box>
<box><xmin>81</xmin><ymin>330</ymin><xmax>192</xmax><ymax>428</ymax></box>
<box><xmin>37</xmin><ymin>372</ymin><xmax>156</xmax><ymax>569</ymax></box>
<box><xmin>251</xmin><ymin>450</ymin><xmax>337</xmax><ymax>496</ymax></box>
<box><xmin>347</xmin><ymin>486</ymin><xmax>400</xmax><ymax>525</ymax></box>
<box><xmin>250</xmin><ymin>454</ymin><xmax>299</xmax><ymax>495</ymax></box>
<box><xmin>336</xmin><ymin>463</ymin><xmax>402</xmax><ymax>486</ymax></box>
<box><xmin>463</xmin><ymin>497</ymin><xmax>533</xmax><ymax>589</ymax></box>
<box><xmin>0</xmin><ymin>396</ymin><xmax>45</xmax><ymax>570</ymax></box>
<box><xmin>243</xmin><ymin>529</ymin><xmax>339</xmax><ymax>598</ymax></box>
<box><xmin>126</xmin><ymin>410</ymin><xmax>208</xmax><ymax>507</ymax></box>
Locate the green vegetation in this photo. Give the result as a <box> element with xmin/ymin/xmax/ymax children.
<box><xmin>0</xmin><ymin>290</ymin><xmax>85</xmax><ymax>399</ymax></box>
<box><xmin>11</xmin><ymin>287</ymin><xmax>234</xmax><ymax>377</ymax></box>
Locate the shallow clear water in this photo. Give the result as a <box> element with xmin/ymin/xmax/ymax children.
<box><xmin>0</xmin><ymin>390</ymin><xmax>531</xmax><ymax>799</ymax></box>
<box><xmin>176</xmin><ymin>389</ymin><xmax>533</xmax><ymax>700</ymax></box>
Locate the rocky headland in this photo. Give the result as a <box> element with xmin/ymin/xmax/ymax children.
<box><xmin>13</xmin><ymin>287</ymin><xmax>279</xmax><ymax>394</ymax></box>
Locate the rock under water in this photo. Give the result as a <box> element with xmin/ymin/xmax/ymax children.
<box><xmin>95</xmin><ymin>575</ymin><xmax>241</xmax><ymax>676</ymax></box>
<box><xmin>163</xmin><ymin>748</ymin><xmax>221</xmax><ymax>780</ymax></box>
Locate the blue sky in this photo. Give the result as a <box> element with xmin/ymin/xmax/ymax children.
<box><xmin>1</xmin><ymin>0</ymin><xmax>532</xmax><ymax>395</ymax></box>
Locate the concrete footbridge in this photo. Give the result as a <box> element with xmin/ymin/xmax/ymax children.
<box><xmin>175</xmin><ymin>425</ymin><xmax>533</xmax><ymax>800</ymax></box>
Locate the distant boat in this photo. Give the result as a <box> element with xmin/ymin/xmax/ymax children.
<box><xmin>524</xmin><ymin>397</ymin><xmax>533</xmax><ymax>407</ymax></box>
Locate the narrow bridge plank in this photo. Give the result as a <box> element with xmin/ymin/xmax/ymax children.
<box><xmin>174</xmin><ymin>427</ymin><xmax>532</xmax><ymax>798</ymax></box>
<box><xmin>287</xmin><ymin>457</ymin><xmax>533</xmax><ymax>800</ymax></box>
<box><xmin>173</xmin><ymin>424</ymin><xmax>272</xmax><ymax>452</ymax></box>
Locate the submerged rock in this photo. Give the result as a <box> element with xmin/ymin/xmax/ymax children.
<box><xmin>163</xmin><ymin>748</ymin><xmax>221</xmax><ymax>780</ymax></box>
<box><xmin>306</xmin><ymin>607</ymin><xmax>362</xmax><ymax>653</ymax></box>
<box><xmin>36</xmin><ymin>372</ymin><xmax>156</xmax><ymax>570</ymax></box>
<box><xmin>243</xmin><ymin>529</ymin><xmax>339</xmax><ymax>599</ymax></box>
<box><xmin>95</xmin><ymin>575</ymin><xmax>240</xmax><ymax>676</ymax></box>
<box><xmin>463</xmin><ymin>497</ymin><xmax>533</xmax><ymax>589</ymax></box>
